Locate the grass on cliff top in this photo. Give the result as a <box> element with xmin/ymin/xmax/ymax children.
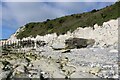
<box><xmin>16</xmin><ymin>2</ymin><xmax>120</xmax><ymax>39</ymax></box>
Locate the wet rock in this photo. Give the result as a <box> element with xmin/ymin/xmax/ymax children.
<box><xmin>65</xmin><ymin>38</ymin><xmax>95</xmax><ymax>49</ymax></box>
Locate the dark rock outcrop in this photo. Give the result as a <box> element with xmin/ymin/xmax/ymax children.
<box><xmin>65</xmin><ymin>38</ymin><xmax>95</xmax><ymax>49</ymax></box>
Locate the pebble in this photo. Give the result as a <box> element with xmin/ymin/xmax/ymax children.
<box><xmin>109</xmin><ymin>49</ymin><xmax>118</xmax><ymax>53</ymax></box>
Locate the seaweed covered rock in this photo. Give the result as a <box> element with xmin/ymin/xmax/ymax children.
<box><xmin>65</xmin><ymin>38</ymin><xmax>95</xmax><ymax>49</ymax></box>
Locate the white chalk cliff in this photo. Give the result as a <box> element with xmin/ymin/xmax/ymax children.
<box><xmin>8</xmin><ymin>18</ymin><xmax>119</xmax><ymax>48</ymax></box>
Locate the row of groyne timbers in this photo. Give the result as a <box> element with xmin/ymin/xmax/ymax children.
<box><xmin>0</xmin><ymin>39</ymin><xmax>46</xmax><ymax>49</ymax></box>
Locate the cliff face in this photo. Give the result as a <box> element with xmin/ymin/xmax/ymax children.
<box><xmin>7</xmin><ymin>18</ymin><xmax>119</xmax><ymax>48</ymax></box>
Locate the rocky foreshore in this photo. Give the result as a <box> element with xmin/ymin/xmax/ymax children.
<box><xmin>0</xmin><ymin>45</ymin><xmax>119</xmax><ymax>79</ymax></box>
